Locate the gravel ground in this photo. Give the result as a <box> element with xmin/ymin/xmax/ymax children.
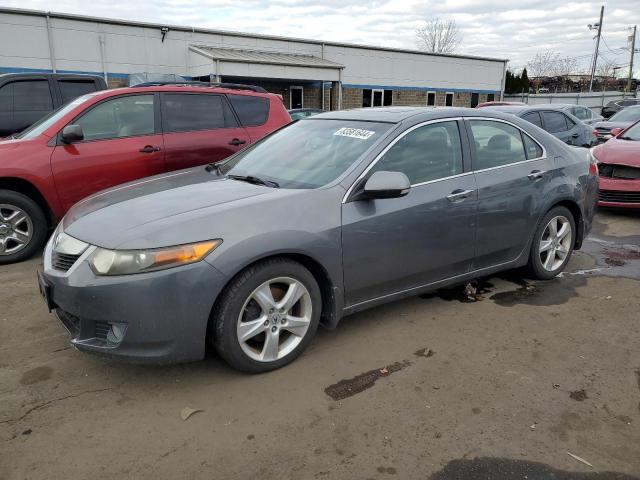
<box><xmin>1</xmin><ymin>209</ymin><xmax>639</xmax><ymax>480</ymax></box>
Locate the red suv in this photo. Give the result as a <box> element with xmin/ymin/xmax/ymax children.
<box><xmin>0</xmin><ymin>83</ymin><xmax>291</xmax><ymax>264</ymax></box>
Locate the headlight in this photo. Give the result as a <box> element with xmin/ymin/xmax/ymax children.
<box><xmin>88</xmin><ymin>240</ymin><xmax>222</xmax><ymax>276</ymax></box>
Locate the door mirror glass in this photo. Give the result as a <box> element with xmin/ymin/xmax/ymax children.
<box><xmin>61</xmin><ymin>124</ymin><xmax>84</xmax><ymax>143</ymax></box>
<box><xmin>362</xmin><ymin>171</ymin><xmax>410</xmax><ymax>199</ymax></box>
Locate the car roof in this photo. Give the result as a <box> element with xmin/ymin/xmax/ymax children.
<box><xmin>92</xmin><ymin>84</ymin><xmax>274</xmax><ymax>98</ymax></box>
<box><xmin>484</xmin><ymin>104</ymin><xmax>582</xmax><ymax>114</ymax></box>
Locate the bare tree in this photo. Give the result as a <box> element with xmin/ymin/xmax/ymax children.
<box><xmin>416</xmin><ymin>18</ymin><xmax>461</xmax><ymax>54</ymax></box>
<box><xmin>596</xmin><ymin>58</ymin><xmax>617</xmax><ymax>78</ymax></box>
<box><xmin>526</xmin><ymin>50</ymin><xmax>560</xmax><ymax>81</ymax></box>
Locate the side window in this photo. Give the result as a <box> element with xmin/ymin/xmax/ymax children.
<box><xmin>0</xmin><ymin>83</ymin><xmax>12</xmax><ymax>111</ymax></box>
<box><xmin>541</xmin><ymin>111</ymin><xmax>569</xmax><ymax>133</ymax></box>
<box><xmin>162</xmin><ymin>93</ymin><xmax>236</xmax><ymax>133</ymax></box>
<box><xmin>228</xmin><ymin>95</ymin><xmax>269</xmax><ymax>126</ymax></box>
<box><xmin>74</xmin><ymin>94</ymin><xmax>154</xmax><ymax>141</ymax></box>
<box><xmin>13</xmin><ymin>80</ymin><xmax>53</xmax><ymax>112</ymax></box>
<box><xmin>468</xmin><ymin>120</ymin><xmax>527</xmax><ymax>169</ymax></box>
<box><xmin>369</xmin><ymin>121</ymin><xmax>463</xmax><ymax>185</ymax></box>
<box><xmin>522</xmin><ymin>111</ymin><xmax>543</xmax><ymax>128</ymax></box>
<box><xmin>522</xmin><ymin>133</ymin><xmax>543</xmax><ymax>159</ymax></box>
<box><xmin>564</xmin><ymin>114</ymin><xmax>576</xmax><ymax>129</ymax></box>
<box><xmin>572</xmin><ymin>107</ymin><xmax>588</xmax><ymax>120</ymax></box>
<box><xmin>58</xmin><ymin>81</ymin><xmax>99</xmax><ymax>103</ymax></box>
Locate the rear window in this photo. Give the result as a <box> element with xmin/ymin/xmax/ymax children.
<box><xmin>541</xmin><ymin>111</ymin><xmax>569</xmax><ymax>133</ymax></box>
<box><xmin>58</xmin><ymin>80</ymin><xmax>99</xmax><ymax>103</ymax></box>
<box><xmin>228</xmin><ymin>94</ymin><xmax>269</xmax><ymax>126</ymax></box>
<box><xmin>161</xmin><ymin>93</ymin><xmax>237</xmax><ymax>133</ymax></box>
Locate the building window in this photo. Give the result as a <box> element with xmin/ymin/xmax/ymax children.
<box><xmin>290</xmin><ymin>86</ymin><xmax>303</xmax><ymax>109</ymax></box>
<box><xmin>471</xmin><ymin>92</ymin><xmax>479</xmax><ymax>108</ymax></box>
<box><xmin>363</xmin><ymin>88</ymin><xmax>392</xmax><ymax>107</ymax></box>
<box><xmin>445</xmin><ymin>92</ymin><xmax>454</xmax><ymax>107</ymax></box>
<box><xmin>487</xmin><ymin>93</ymin><xmax>495</xmax><ymax>102</ymax></box>
<box><xmin>426</xmin><ymin>91</ymin><xmax>436</xmax><ymax>106</ymax></box>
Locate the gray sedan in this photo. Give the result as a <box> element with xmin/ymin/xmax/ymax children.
<box><xmin>40</xmin><ymin>107</ymin><xmax>598</xmax><ymax>372</ymax></box>
<box><xmin>484</xmin><ymin>105</ymin><xmax>596</xmax><ymax>147</ymax></box>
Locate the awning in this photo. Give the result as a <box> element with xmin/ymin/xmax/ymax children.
<box><xmin>188</xmin><ymin>45</ymin><xmax>343</xmax><ymax>81</ymax></box>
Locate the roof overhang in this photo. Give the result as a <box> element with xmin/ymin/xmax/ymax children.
<box><xmin>188</xmin><ymin>45</ymin><xmax>344</xmax><ymax>82</ymax></box>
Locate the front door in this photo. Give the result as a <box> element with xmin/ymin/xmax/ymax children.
<box><xmin>290</xmin><ymin>87</ymin><xmax>303</xmax><ymax>109</ymax></box>
<box><xmin>50</xmin><ymin>93</ymin><xmax>165</xmax><ymax>211</ymax></box>
<box><xmin>466</xmin><ymin>118</ymin><xmax>554</xmax><ymax>269</ymax></box>
<box><xmin>342</xmin><ymin>120</ymin><xmax>477</xmax><ymax>306</ymax></box>
<box><xmin>160</xmin><ymin>93</ymin><xmax>250</xmax><ymax>170</ymax></box>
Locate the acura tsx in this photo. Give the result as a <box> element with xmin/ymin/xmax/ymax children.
<box><xmin>39</xmin><ymin>107</ymin><xmax>598</xmax><ymax>372</ymax></box>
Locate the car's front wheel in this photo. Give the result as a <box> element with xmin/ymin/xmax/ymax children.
<box><xmin>0</xmin><ymin>190</ymin><xmax>48</xmax><ymax>265</ymax></box>
<box><xmin>527</xmin><ymin>206</ymin><xmax>576</xmax><ymax>280</ymax></box>
<box><xmin>212</xmin><ymin>258</ymin><xmax>321</xmax><ymax>373</ymax></box>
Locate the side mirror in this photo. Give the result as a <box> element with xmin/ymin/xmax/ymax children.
<box><xmin>610</xmin><ymin>127</ymin><xmax>623</xmax><ymax>138</ymax></box>
<box><xmin>61</xmin><ymin>124</ymin><xmax>84</xmax><ymax>143</ymax></box>
<box><xmin>362</xmin><ymin>171</ymin><xmax>411</xmax><ymax>199</ymax></box>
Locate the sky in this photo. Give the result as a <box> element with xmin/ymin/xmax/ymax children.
<box><xmin>2</xmin><ymin>0</ymin><xmax>639</xmax><ymax>76</ymax></box>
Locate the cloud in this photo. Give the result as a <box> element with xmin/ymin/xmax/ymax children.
<box><xmin>2</xmin><ymin>0</ymin><xmax>639</xmax><ymax>75</ymax></box>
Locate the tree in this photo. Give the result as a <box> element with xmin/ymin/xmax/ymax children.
<box><xmin>416</xmin><ymin>18</ymin><xmax>461</xmax><ymax>54</ymax></box>
<box><xmin>520</xmin><ymin>68</ymin><xmax>530</xmax><ymax>93</ymax></box>
<box><xmin>526</xmin><ymin>50</ymin><xmax>560</xmax><ymax>88</ymax></box>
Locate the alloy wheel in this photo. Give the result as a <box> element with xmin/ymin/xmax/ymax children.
<box><xmin>539</xmin><ymin>215</ymin><xmax>572</xmax><ymax>272</ymax></box>
<box><xmin>0</xmin><ymin>204</ymin><xmax>33</xmax><ymax>256</ymax></box>
<box><xmin>237</xmin><ymin>276</ymin><xmax>312</xmax><ymax>362</ymax></box>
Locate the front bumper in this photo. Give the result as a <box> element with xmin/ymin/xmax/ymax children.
<box><xmin>41</xmin><ymin>241</ymin><xmax>229</xmax><ymax>364</ymax></box>
<box><xmin>597</xmin><ymin>177</ymin><xmax>640</xmax><ymax>209</ymax></box>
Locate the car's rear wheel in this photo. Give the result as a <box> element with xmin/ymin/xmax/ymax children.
<box><xmin>212</xmin><ymin>258</ymin><xmax>321</xmax><ymax>373</ymax></box>
<box><xmin>0</xmin><ymin>190</ymin><xmax>48</xmax><ymax>265</ymax></box>
<box><xmin>527</xmin><ymin>206</ymin><xmax>575</xmax><ymax>280</ymax></box>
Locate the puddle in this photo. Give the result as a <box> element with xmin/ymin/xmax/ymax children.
<box><xmin>429</xmin><ymin>457</ymin><xmax>640</xmax><ymax>480</ymax></box>
<box><xmin>490</xmin><ymin>275</ymin><xmax>586</xmax><ymax>307</ymax></box>
<box><xmin>574</xmin><ymin>234</ymin><xmax>640</xmax><ymax>281</ymax></box>
<box><xmin>324</xmin><ymin>360</ymin><xmax>411</xmax><ymax>401</ymax></box>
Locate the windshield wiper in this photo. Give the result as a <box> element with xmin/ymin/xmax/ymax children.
<box><xmin>227</xmin><ymin>174</ymin><xmax>280</xmax><ymax>188</ymax></box>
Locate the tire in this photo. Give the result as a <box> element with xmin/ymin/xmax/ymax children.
<box><xmin>526</xmin><ymin>206</ymin><xmax>576</xmax><ymax>280</ymax></box>
<box><xmin>0</xmin><ymin>190</ymin><xmax>48</xmax><ymax>265</ymax></box>
<box><xmin>212</xmin><ymin>258</ymin><xmax>322</xmax><ymax>373</ymax></box>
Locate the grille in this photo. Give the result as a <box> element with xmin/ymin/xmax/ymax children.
<box><xmin>599</xmin><ymin>190</ymin><xmax>640</xmax><ymax>203</ymax></box>
<box><xmin>52</xmin><ymin>252</ymin><xmax>81</xmax><ymax>271</ymax></box>
<box><xmin>94</xmin><ymin>321</ymin><xmax>111</xmax><ymax>341</ymax></box>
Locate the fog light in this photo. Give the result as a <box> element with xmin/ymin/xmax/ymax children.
<box><xmin>106</xmin><ymin>323</ymin><xmax>126</xmax><ymax>344</ymax></box>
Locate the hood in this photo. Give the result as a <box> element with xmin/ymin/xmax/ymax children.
<box><xmin>593</xmin><ymin>139</ymin><xmax>640</xmax><ymax>167</ymax></box>
<box><xmin>593</xmin><ymin>120</ymin><xmax>634</xmax><ymax>130</ymax></box>
<box><xmin>63</xmin><ymin>167</ymin><xmax>286</xmax><ymax>249</ymax></box>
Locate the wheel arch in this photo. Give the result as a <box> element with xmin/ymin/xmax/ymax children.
<box><xmin>549</xmin><ymin>199</ymin><xmax>584</xmax><ymax>249</ymax></box>
<box><xmin>0</xmin><ymin>177</ymin><xmax>55</xmax><ymax>227</ymax></box>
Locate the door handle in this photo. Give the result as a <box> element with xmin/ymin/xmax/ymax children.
<box><xmin>527</xmin><ymin>170</ymin><xmax>546</xmax><ymax>181</ymax></box>
<box><xmin>228</xmin><ymin>138</ymin><xmax>246</xmax><ymax>146</ymax></box>
<box><xmin>446</xmin><ymin>189</ymin><xmax>474</xmax><ymax>203</ymax></box>
<box><xmin>139</xmin><ymin>145</ymin><xmax>161</xmax><ymax>153</ymax></box>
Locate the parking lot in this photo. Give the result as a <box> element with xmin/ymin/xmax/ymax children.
<box><xmin>0</xmin><ymin>208</ymin><xmax>638</xmax><ymax>479</ymax></box>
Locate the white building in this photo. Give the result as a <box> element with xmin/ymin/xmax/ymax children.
<box><xmin>0</xmin><ymin>7</ymin><xmax>507</xmax><ymax>110</ymax></box>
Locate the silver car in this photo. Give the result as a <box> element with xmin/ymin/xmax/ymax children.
<box><xmin>39</xmin><ymin>107</ymin><xmax>598</xmax><ymax>372</ymax></box>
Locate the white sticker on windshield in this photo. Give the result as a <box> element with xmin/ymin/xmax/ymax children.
<box><xmin>333</xmin><ymin>127</ymin><xmax>376</xmax><ymax>140</ymax></box>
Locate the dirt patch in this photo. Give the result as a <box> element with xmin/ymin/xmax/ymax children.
<box><xmin>20</xmin><ymin>366</ymin><xmax>53</xmax><ymax>385</ymax></box>
<box><xmin>570</xmin><ymin>389</ymin><xmax>588</xmax><ymax>402</ymax></box>
<box><xmin>324</xmin><ymin>360</ymin><xmax>411</xmax><ymax>401</ymax></box>
<box><xmin>428</xmin><ymin>457</ymin><xmax>640</xmax><ymax>480</ymax></box>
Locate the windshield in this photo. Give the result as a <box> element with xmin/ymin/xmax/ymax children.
<box><xmin>15</xmin><ymin>93</ymin><xmax>95</xmax><ymax>140</ymax></box>
<box><xmin>219</xmin><ymin>119</ymin><xmax>392</xmax><ymax>189</ymax></box>
<box><xmin>610</xmin><ymin>108</ymin><xmax>640</xmax><ymax>123</ymax></box>
<box><xmin>619</xmin><ymin>122</ymin><xmax>640</xmax><ymax>141</ymax></box>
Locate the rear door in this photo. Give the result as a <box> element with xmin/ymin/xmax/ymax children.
<box><xmin>467</xmin><ymin>118</ymin><xmax>553</xmax><ymax>269</ymax></box>
<box><xmin>160</xmin><ymin>92</ymin><xmax>249</xmax><ymax>170</ymax></box>
<box><xmin>50</xmin><ymin>93</ymin><xmax>165</xmax><ymax>211</ymax></box>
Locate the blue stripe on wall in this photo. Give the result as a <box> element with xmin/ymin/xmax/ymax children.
<box><xmin>342</xmin><ymin>83</ymin><xmax>500</xmax><ymax>94</ymax></box>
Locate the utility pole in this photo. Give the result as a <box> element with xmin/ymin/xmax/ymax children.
<box><xmin>628</xmin><ymin>25</ymin><xmax>636</xmax><ymax>94</ymax></box>
<box><xmin>589</xmin><ymin>5</ymin><xmax>604</xmax><ymax>92</ymax></box>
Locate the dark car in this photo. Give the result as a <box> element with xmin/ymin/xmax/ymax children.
<box><xmin>0</xmin><ymin>73</ymin><xmax>107</xmax><ymax>137</ymax></box>
<box><xmin>40</xmin><ymin>107</ymin><xmax>598</xmax><ymax>372</ymax></box>
<box><xmin>484</xmin><ymin>104</ymin><xmax>595</xmax><ymax>147</ymax></box>
<box><xmin>601</xmin><ymin>98</ymin><xmax>640</xmax><ymax>119</ymax></box>
<box><xmin>288</xmin><ymin>108</ymin><xmax>324</xmax><ymax>120</ymax></box>
<box><xmin>592</xmin><ymin>106</ymin><xmax>640</xmax><ymax>143</ymax></box>
<box><xmin>0</xmin><ymin>83</ymin><xmax>290</xmax><ymax>264</ymax></box>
